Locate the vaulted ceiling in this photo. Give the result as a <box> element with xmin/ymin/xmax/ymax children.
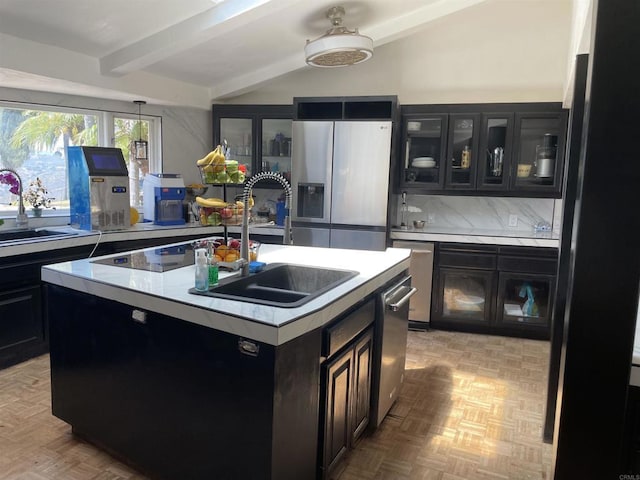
<box><xmin>0</xmin><ymin>0</ymin><xmax>585</xmax><ymax>108</ymax></box>
<box><xmin>0</xmin><ymin>0</ymin><xmax>519</xmax><ymax>107</ymax></box>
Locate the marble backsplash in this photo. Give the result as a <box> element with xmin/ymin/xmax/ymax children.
<box><xmin>393</xmin><ymin>194</ymin><xmax>560</xmax><ymax>235</ymax></box>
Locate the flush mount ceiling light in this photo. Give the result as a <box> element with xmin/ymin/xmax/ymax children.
<box><xmin>305</xmin><ymin>6</ymin><xmax>373</xmax><ymax>68</ymax></box>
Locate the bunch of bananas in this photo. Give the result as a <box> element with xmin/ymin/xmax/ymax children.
<box><xmin>195</xmin><ymin>196</ymin><xmax>227</xmax><ymax>208</ymax></box>
<box><xmin>195</xmin><ymin>197</ymin><xmax>254</xmax><ymax>210</ymax></box>
<box><xmin>196</xmin><ymin>145</ymin><xmax>225</xmax><ymax>167</ymax></box>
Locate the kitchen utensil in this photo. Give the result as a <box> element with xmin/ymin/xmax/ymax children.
<box><xmin>413</xmin><ymin>220</ymin><xmax>425</xmax><ymax>229</ymax></box>
<box><xmin>400</xmin><ymin>192</ymin><xmax>408</xmax><ymax>230</ymax></box>
<box><xmin>456</xmin><ymin>294</ymin><xmax>484</xmax><ymax>306</ymax></box>
<box><xmin>412</xmin><ymin>157</ymin><xmax>436</xmax><ymax>168</ymax></box>
<box><xmin>517</xmin><ymin>164</ymin><xmax>532</xmax><ymax>178</ymax></box>
<box><xmin>534</xmin><ymin>134</ymin><xmax>557</xmax><ymax>178</ymax></box>
<box><xmin>534</xmin><ymin>157</ymin><xmax>555</xmax><ymax>178</ymax></box>
<box><xmin>491</xmin><ymin>147</ymin><xmax>504</xmax><ymax>176</ymax></box>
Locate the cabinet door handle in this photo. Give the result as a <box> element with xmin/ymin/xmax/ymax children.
<box><xmin>131</xmin><ymin>309</ymin><xmax>147</xmax><ymax>324</ymax></box>
<box><xmin>238</xmin><ymin>339</ymin><xmax>260</xmax><ymax>357</ymax></box>
<box><xmin>387</xmin><ymin>287</ymin><xmax>417</xmax><ymax>311</ymax></box>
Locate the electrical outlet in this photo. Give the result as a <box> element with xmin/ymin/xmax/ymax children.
<box><xmin>508</xmin><ymin>214</ymin><xmax>518</xmax><ymax>227</ymax></box>
<box><xmin>427</xmin><ymin>213</ymin><xmax>435</xmax><ymax>224</ymax></box>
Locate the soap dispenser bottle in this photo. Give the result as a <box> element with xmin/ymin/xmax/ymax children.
<box><xmin>194</xmin><ymin>248</ymin><xmax>209</xmax><ymax>292</ymax></box>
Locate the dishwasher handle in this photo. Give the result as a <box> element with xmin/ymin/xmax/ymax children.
<box><xmin>386</xmin><ymin>286</ymin><xmax>417</xmax><ymax>311</ymax></box>
<box><xmin>384</xmin><ymin>276</ymin><xmax>417</xmax><ymax>312</ymax></box>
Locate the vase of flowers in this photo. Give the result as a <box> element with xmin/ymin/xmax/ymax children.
<box><xmin>22</xmin><ymin>177</ymin><xmax>55</xmax><ymax>215</ymax></box>
<box><xmin>0</xmin><ymin>168</ymin><xmax>28</xmax><ymax>227</ymax></box>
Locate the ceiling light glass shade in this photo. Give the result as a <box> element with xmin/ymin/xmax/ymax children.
<box><xmin>305</xmin><ymin>6</ymin><xmax>373</xmax><ymax>68</ymax></box>
<box><xmin>305</xmin><ymin>31</ymin><xmax>373</xmax><ymax>67</ymax></box>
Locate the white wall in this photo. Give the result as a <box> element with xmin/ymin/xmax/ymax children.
<box><xmin>228</xmin><ymin>0</ymin><xmax>572</xmax><ymax>105</ymax></box>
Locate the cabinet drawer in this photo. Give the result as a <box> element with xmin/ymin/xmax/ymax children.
<box><xmin>498</xmin><ymin>256</ymin><xmax>557</xmax><ymax>275</ymax></box>
<box><xmin>439</xmin><ymin>252</ymin><xmax>497</xmax><ymax>270</ymax></box>
<box><xmin>323</xmin><ymin>299</ymin><xmax>375</xmax><ymax>358</ymax></box>
<box><xmin>498</xmin><ymin>246</ymin><xmax>558</xmax><ymax>259</ymax></box>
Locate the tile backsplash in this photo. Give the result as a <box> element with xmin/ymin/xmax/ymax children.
<box><xmin>394</xmin><ymin>194</ymin><xmax>558</xmax><ymax>233</ymax></box>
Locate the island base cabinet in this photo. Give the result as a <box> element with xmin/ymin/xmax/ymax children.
<box><xmin>319</xmin><ymin>299</ymin><xmax>374</xmax><ymax>480</ymax></box>
<box><xmin>0</xmin><ymin>285</ymin><xmax>45</xmax><ymax>369</ymax></box>
<box><xmin>47</xmin><ymin>285</ymin><xmax>321</xmax><ymax>480</ymax></box>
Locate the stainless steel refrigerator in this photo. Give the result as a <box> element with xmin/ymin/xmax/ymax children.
<box><xmin>291</xmin><ymin>120</ymin><xmax>392</xmax><ymax>251</ymax></box>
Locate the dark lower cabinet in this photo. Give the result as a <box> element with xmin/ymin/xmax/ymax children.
<box><xmin>319</xmin><ymin>298</ymin><xmax>375</xmax><ymax>480</ymax></box>
<box><xmin>0</xmin><ymin>285</ymin><xmax>45</xmax><ymax>367</ymax></box>
<box><xmin>322</xmin><ymin>346</ymin><xmax>353</xmax><ymax>473</ymax></box>
<box><xmin>352</xmin><ymin>331</ymin><xmax>373</xmax><ymax>441</ymax></box>
<box><xmin>0</xmin><ymin>231</ymin><xmax>220</xmax><ymax>371</ymax></box>
<box><xmin>437</xmin><ymin>268</ymin><xmax>495</xmax><ymax>326</ymax></box>
<box><xmin>48</xmin><ymin>284</ymin><xmax>322</xmax><ymax>480</ymax></box>
<box><xmin>320</xmin><ymin>324</ymin><xmax>373</xmax><ymax>479</ymax></box>
<box><xmin>431</xmin><ymin>243</ymin><xmax>557</xmax><ymax>339</ymax></box>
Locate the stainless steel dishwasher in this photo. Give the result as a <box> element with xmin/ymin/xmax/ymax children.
<box><xmin>371</xmin><ymin>275</ymin><xmax>416</xmax><ymax>428</ymax></box>
<box><xmin>392</xmin><ymin>241</ymin><xmax>434</xmax><ymax>330</ymax></box>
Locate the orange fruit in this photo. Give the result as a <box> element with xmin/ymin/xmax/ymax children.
<box><xmin>215</xmin><ymin>245</ymin><xmax>229</xmax><ymax>258</ymax></box>
<box><xmin>224</xmin><ymin>252</ymin><xmax>239</xmax><ymax>262</ymax></box>
<box><xmin>214</xmin><ymin>254</ymin><xmax>223</xmax><ymax>263</ymax></box>
<box><xmin>129</xmin><ymin>207</ymin><xmax>139</xmax><ymax>225</ymax></box>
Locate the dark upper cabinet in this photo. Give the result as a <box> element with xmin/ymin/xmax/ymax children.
<box><xmin>212</xmin><ymin>104</ymin><xmax>293</xmax><ymax>184</ymax></box>
<box><xmin>477</xmin><ymin>113</ymin><xmax>514</xmax><ymax>191</ymax></box>
<box><xmin>401</xmin><ymin>113</ymin><xmax>448</xmax><ymax>189</ymax></box>
<box><xmin>293</xmin><ymin>96</ymin><xmax>397</xmax><ymax>120</ymax></box>
<box><xmin>509</xmin><ymin>112</ymin><xmax>568</xmax><ymax>194</ymax></box>
<box><xmin>445</xmin><ymin>113</ymin><xmax>481</xmax><ymax>190</ymax></box>
<box><xmin>397</xmin><ymin>103</ymin><xmax>568</xmax><ymax>198</ymax></box>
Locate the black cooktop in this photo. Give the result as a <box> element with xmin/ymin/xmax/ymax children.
<box><xmin>92</xmin><ymin>244</ymin><xmax>195</xmax><ymax>272</ymax></box>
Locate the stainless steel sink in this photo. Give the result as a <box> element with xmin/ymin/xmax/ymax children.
<box><xmin>0</xmin><ymin>228</ymin><xmax>78</xmax><ymax>243</ymax></box>
<box><xmin>204</xmin><ymin>263</ymin><xmax>358</xmax><ymax>307</ymax></box>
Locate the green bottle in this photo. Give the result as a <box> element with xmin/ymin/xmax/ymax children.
<box><xmin>208</xmin><ymin>255</ymin><xmax>219</xmax><ymax>286</ymax></box>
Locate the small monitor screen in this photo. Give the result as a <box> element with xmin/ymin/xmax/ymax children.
<box><xmin>83</xmin><ymin>147</ymin><xmax>128</xmax><ymax>176</ymax></box>
<box><xmin>92</xmin><ymin>154</ymin><xmax>122</xmax><ymax>171</ymax></box>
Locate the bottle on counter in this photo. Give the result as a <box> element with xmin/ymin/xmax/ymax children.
<box><xmin>194</xmin><ymin>248</ymin><xmax>209</xmax><ymax>292</ymax></box>
<box><xmin>206</xmin><ymin>240</ymin><xmax>219</xmax><ymax>286</ymax></box>
<box><xmin>208</xmin><ymin>254</ymin><xmax>219</xmax><ymax>287</ymax></box>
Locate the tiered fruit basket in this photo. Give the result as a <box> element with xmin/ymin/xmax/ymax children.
<box><xmin>194</xmin><ymin>145</ymin><xmax>250</xmax><ymax>227</ymax></box>
<box><xmin>198</xmin><ymin>202</ymin><xmax>244</xmax><ymax>226</ymax></box>
<box><xmin>198</xmin><ymin>160</ymin><xmax>247</xmax><ymax>185</ymax></box>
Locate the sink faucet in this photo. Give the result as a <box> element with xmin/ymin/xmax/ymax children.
<box><xmin>0</xmin><ymin>168</ymin><xmax>28</xmax><ymax>229</ymax></box>
<box><xmin>241</xmin><ymin>172</ymin><xmax>293</xmax><ymax>276</ymax></box>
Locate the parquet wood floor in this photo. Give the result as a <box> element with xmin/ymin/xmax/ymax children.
<box><xmin>0</xmin><ymin>330</ymin><xmax>551</xmax><ymax>480</ymax></box>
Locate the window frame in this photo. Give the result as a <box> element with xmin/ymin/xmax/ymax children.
<box><xmin>0</xmin><ymin>101</ymin><xmax>162</xmax><ymax>222</ymax></box>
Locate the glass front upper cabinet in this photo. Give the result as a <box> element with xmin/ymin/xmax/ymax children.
<box><xmin>511</xmin><ymin>113</ymin><xmax>566</xmax><ymax>192</ymax></box>
<box><xmin>219</xmin><ymin>117</ymin><xmax>253</xmax><ymax>177</ymax></box>
<box><xmin>261</xmin><ymin>118</ymin><xmax>292</xmax><ymax>183</ymax></box>
<box><xmin>445</xmin><ymin>114</ymin><xmax>480</xmax><ymax>189</ymax></box>
<box><xmin>477</xmin><ymin>114</ymin><xmax>514</xmax><ymax>191</ymax></box>
<box><xmin>402</xmin><ymin>114</ymin><xmax>447</xmax><ymax>188</ymax></box>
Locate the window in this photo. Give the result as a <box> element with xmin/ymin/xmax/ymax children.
<box><xmin>0</xmin><ymin>105</ymin><xmax>99</xmax><ymax>217</ymax></box>
<box><xmin>0</xmin><ymin>103</ymin><xmax>161</xmax><ymax>220</ymax></box>
<box><xmin>113</xmin><ymin>115</ymin><xmax>155</xmax><ymax>208</ymax></box>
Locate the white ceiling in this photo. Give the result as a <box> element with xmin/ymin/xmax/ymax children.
<box><xmin>0</xmin><ymin>0</ymin><xmax>506</xmax><ymax>107</ymax></box>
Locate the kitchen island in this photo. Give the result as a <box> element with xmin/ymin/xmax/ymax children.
<box><xmin>42</xmin><ymin>241</ymin><xmax>411</xmax><ymax>480</ymax></box>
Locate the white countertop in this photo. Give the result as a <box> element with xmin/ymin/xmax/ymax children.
<box><xmin>41</xmin><ymin>242</ymin><xmax>411</xmax><ymax>346</ymax></box>
<box><xmin>0</xmin><ymin>222</ymin><xmax>284</xmax><ymax>258</ymax></box>
<box><xmin>390</xmin><ymin>227</ymin><xmax>559</xmax><ymax>248</ymax></box>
